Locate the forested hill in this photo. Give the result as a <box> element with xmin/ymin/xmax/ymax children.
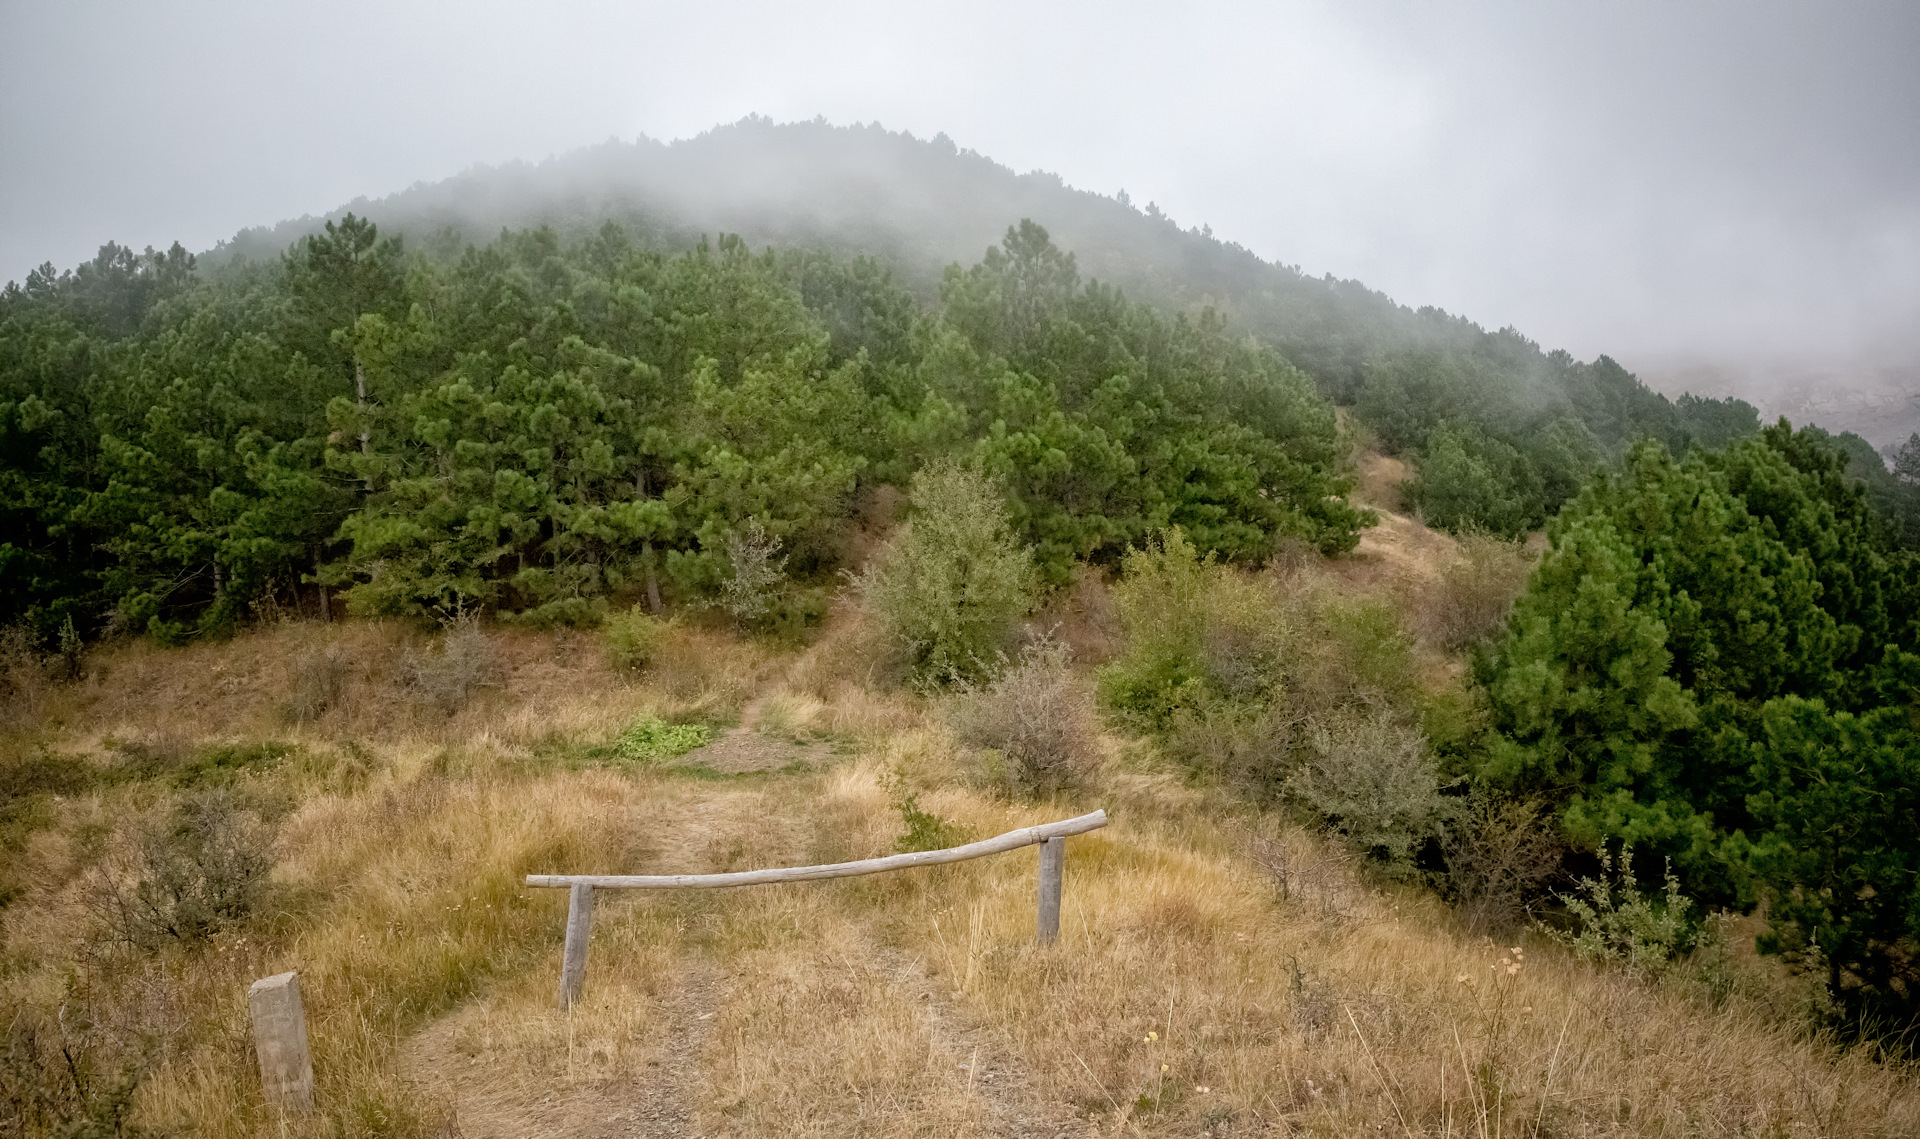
<box><xmin>203</xmin><ymin>118</ymin><xmax>1661</xmax><ymax>394</ymax></box>
<box><xmin>9</xmin><ymin>117</ymin><xmax>1919</xmax><ymax>643</ymax></box>
<box><xmin>206</xmin><ymin>118</ymin><xmax>1890</xmax><ymax>539</ymax></box>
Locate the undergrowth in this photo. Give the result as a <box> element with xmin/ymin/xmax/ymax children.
<box><xmin>613</xmin><ymin>716</ymin><xmax>713</xmax><ymax>763</ymax></box>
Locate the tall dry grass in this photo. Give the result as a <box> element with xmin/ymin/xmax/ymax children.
<box><xmin>2</xmin><ymin>612</ymin><xmax>1917</xmax><ymax>1137</ymax></box>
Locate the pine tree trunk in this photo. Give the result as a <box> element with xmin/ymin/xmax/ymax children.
<box><xmin>643</xmin><ymin>542</ymin><xmax>663</xmax><ymax>615</ymax></box>
<box><xmin>356</xmin><ymin>360</ymin><xmax>375</xmax><ymax>492</ymax></box>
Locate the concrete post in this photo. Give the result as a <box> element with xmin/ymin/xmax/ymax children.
<box><xmin>248</xmin><ymin>971</ymin><xmax>315</xmax><ymax>1113</ymax></box>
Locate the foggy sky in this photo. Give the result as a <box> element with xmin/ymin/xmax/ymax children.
<box><xmin>3</xmin><ymin>0</ymin><xmax>1917</xmax><ymax>383</ymax></box>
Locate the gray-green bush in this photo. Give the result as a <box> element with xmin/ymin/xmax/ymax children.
<box><xmin>89</xmin><ymin>790</ymin><xmax>277</xmax><ymax>952</ymax></box>
<box><xmin>949</xmin><ymin>637</ymin><xmax>1100</xmax><ymax>795</ymax></box>
<box><xmin>1417</xmin><ymin>527</ymin><xmax>1534</xmax><ymax>651</ymax></box>
<box><xmin>402</xmin><ymin>617</ymin><xmax>493</xmax><ymax>713</ymax></box>
<box><xmin>1286</xmin><ymin>710</ymin><xmax>1456</xmax><ymax>873</ymax></box>
<box><xmin>1543</xmin><ymin>843</ymin><xmax>1696</xmax><ymax>977</ymax></box>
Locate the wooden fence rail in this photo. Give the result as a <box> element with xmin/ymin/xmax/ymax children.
<box><xmin>528</xmin><ymin>809</ymin><xmax>1107</xmax><ymax>1008</ymax></box>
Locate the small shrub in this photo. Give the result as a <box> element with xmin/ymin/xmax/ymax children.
<box><xmin>950</xmin><ymin>637</ymin><xmax>1100</xmax><ymax>795</ymax></box>
<box><xmin>504</xmin><ymin>595</ymin><xmax>606</xmax><ymax>629</ymax></box>
<box><xmin>56</xmin><ymin>615</ymin><xmax>83</xmax><ymax>681</ymax></box>
<box><xmin>613</xmin><ymin>716</ymin><xmax>711</xmax><ymax>763</ymax></box>
<box><xmin>1543</xmin><ymin>843</ymin><xmax>1695</xmax><ymax>976</ymax></box>
<box><xmin>90</xmin><ymin>790</ymin><xmax>277</xmax><ymax>952</ymax></box>
<box><xmin>286</xmin><ymin>643</ymin><xmax>352</xmax><ymax>723</ymax></box>
<box><xmin>1286</xmin><ymin>710</ymin><xmax>1456</xmax><ymax>872</ymax></box>
<box><xmin>1097</xmin><ymin>529</ymin><xmax>1220</xmax><ymax>730</ymax></box>
<box><xmin>403</xmin><ymin>616</ymin><xmax>492</xmax><ymax>713</ymax></box>
<box><xmin>1099</xmin><ymin>530</ymin><xmax>1296</xmax><ymax>729</ymax></box>
<box><xmin>1419</xmin><ymin>528</ymin><xmax>1533</xmax><ymax>650</ymax></box>
<box><xmin>1441</xmin><ymin>788</ymin><xmax>1562</xmax><ymax>934</ymax></box>
<box><xmin>851</xmin><ymin>460</ymin><xmax>1037</xmax><ymax>687</ymax></box>
<box><xmin>1163</xmin><ymin>699</ymin><xmax>1303</xmax><ymax>794</ymax></box>
<box><xmin>168</xmin><ymin>742</ymin><xmax>298</xmax><ymax>789</ymax></box>
<box><xmin>885</xmin><ymin>770</ymin><xmax>970</xmax><ymax>853</ymax></box>
<box><xmin>0</xmin><ymin>999</ymin><xmax>151</xmax><ymax>1138</ymax></box>
<box><xmin>720</xmin><ymin>520</ymin><xmax>787</xmax><ymax>625</ymax></box>
<box><xmin>603</xmin><ymin>606</ymin><xmax>667</xmax><ymax>672</ymax></box>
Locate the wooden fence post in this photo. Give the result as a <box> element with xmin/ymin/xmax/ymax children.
<box><xmin>248</xmin><ymin>971</ymin><xmax>315</xmax><ymax>1114</ymax></box>
<box><xmin>556</xmin><ymin>882</ymin><xmax>595</xmax><ymax>1009</ymax></box>
<box><xmin>1037</xmin><ymin>836</ymin><xmax>1064</xmax><ymax>944</ymax></box>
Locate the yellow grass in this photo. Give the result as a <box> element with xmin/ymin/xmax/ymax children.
<box><xmin>3</xmin><ymin>606</ymin><xmax>1917</xmax><ymax>1137</ymax></box>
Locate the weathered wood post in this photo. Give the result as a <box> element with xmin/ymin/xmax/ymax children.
<box><xmin>248</xmin><ymin>971</ymin><xmax>315</xmax><ymax>1114</ymax></box>
<box><xmin>1036</xmin><ymin>836</ymin><xmax>1064</xmax><ymax>944</ymax></box>
<box><xmin>556</xmin><ymin>882</ymin><xmax>595</xmax><ymax>1009</ymax></box>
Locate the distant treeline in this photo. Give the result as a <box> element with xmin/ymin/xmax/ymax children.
<box><xmin>0</xmin><ymin>217</ymin><xmax>1368</xmax><ymax>638</ymax></box>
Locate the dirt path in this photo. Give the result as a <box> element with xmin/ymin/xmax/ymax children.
<box><xmin>622</xmin><ymin>962</ymin><xmax>719</xmax><ymax>1137</ymax></box>
<box><xmin>675</xmin><ymin>690</ymin><xmax>838</xmax><ymax>775</ymax></box>
<box><xmin>870</xmin><ymin>946</ymin><xmax>1087</xmax><ymax>1139</ymax></box>
<box><xmin>405</xmin><ymin>958</ymin><xmax>723</xmax><ymax>1138</ymax></box>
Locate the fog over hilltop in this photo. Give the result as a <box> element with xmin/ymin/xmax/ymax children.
<box><xmin>4</xmin><ymin>1</ymin><xmax>1917</xmax><ymax>441</ymax></box>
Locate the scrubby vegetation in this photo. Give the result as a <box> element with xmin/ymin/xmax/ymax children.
<box><xmin>3</xmin><ymin>541</ymin><xmax>1917</xmax><ymax>1136</ymax></box>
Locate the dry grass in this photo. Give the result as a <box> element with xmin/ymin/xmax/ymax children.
<box><xmin>3</xmin><ymin>607</ymin><xmax>1918</xmax><ymax>1137</ymax></box>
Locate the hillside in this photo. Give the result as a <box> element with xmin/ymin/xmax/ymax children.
<box><xmin>8</xmin><ymin>116</ymin><xmax>1920</xmax><ymax>1136</ymax></box>
<box><xmin>192</xmin><ymin>119</ymin><xmax>1920</xmax><ymax>545</ymax></box>
<box><xmin>4</xmin><ymin>501</ymin><xmax>1915</xmax><ymax>1137</ymax></box>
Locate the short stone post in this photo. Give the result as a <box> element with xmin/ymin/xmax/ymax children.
<box><xmin>556</xmin><ymin>882</ymin><xmax>595</xmax><ymax>1009</ymax></box>
<box><xmin>248</xmin><ymin>971</ymin><xmax>315</xmax><ymax>1114</ymax></box>
<box><xmin>1036</xmin><ymin>836</ymin><xmax>1064</xmax><ymax>944</ymax></box>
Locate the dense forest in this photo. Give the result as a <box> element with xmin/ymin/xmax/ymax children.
<box><xmin>1480</xmin><ymin>425</ymin><xmax>1920</xmax><ymax>1024</ymax></box>
<box><xmin>1</xmin><ymin>216</ymin><xmax>1367</xmax><ymax>638</ymax></box>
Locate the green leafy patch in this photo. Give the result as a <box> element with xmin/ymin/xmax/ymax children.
<box><xmin>613</xmin><ymin>717</ymin><xmax>713</xmax><ymax>764</ymax></box>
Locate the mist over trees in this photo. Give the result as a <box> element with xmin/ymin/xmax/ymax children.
<box><xmin>198</xmin><ymin>118</ymin><xmax>1804</xmax><ymax>540</ymax></box>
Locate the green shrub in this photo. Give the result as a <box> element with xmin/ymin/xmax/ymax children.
<box><xmin>603</xmin><ymin>606</ymin><xmax>667</xmax><ymax>672</ymax></box>
<box><xmin>502</xmin><ymin>595</ymin><xmax>607</xmax><ymax>630</ymax></box>
<box><xmin>1544</xmin><ymin>843</ymin><xmax>1695</xmax><ymax>977</ymax></box>
<box><xmin>851</xmin><ymin>461</ymin><xmax>1036</xmax><ymax>687</ymax></box>
<box><xmin>1098</xmin><ymin>529</ymin><xmax>1287</xmax><ymax>732</ymax></box>
<box><xmin>1101</xmin><ymin>530</ymin><xmax>1461</xmax><ymax>804</ymax></box>
<box><xmin>613</xmin><ymin>716</ymin><xmax>711</xmax><ymax>763</ymax></box>
<box><xmin>885</xmin><ymin>770</ymin><xmax>970</xmax><ymax>853</ymax></box>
